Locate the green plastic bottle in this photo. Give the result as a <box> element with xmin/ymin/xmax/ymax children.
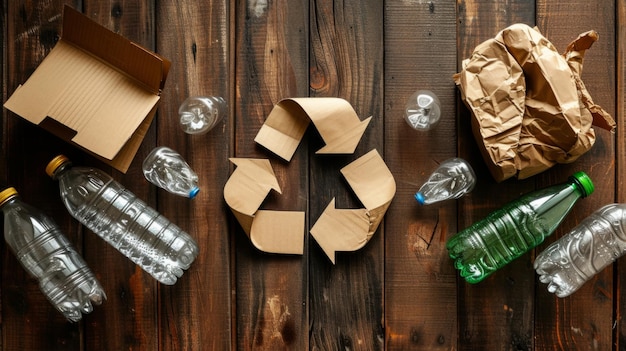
<box><xmin>446</xmin><ymin>172</ymin><xmax>594</xmax><ymax>283</ymax></box>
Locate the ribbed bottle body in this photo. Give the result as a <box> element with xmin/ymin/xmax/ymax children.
<box><xmin>2</xmin><ymin>192</ymin><xmax>105</xmax><ymax>322</ymax></box>
<box><xmin>56</xmin><ymin>166</ymin><xmax>199</xmax><ymax>285</ymax></box>
<box><xmin>142</xmin><ymin>146</ymin><xmax>199</xmax><ymax>198</ymax></box>
<box><xmin>447</xmin><ymin>175</ymin><xmax>589</xmax><ymax>283</ymax></box>
<box><xmin>535</xmin><ymin>203</ymin><xmax>626</xmax><ymax>297</ymax></box>
<box><xmin>415</xmin><ymin>158</ymin><xmax>476</xmax><ymax>205</ymax></box>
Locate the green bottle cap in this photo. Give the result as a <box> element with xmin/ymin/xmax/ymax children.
<box><xmin>570</xmin><ymin>171</ymin><xmax>594</xmax><ymax>197</ymax></box>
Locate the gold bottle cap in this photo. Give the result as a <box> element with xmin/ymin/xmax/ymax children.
<box><xmin>46</xmin><ymin>155</ymin><xmax>71</xmax><ymax>178</ymax></box>
<box><xmin>0</xmin><ymin>187</ymin><xmax>18</xmax><ymax>207</ymax></box>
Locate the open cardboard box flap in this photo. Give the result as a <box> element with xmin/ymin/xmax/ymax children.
<box><xmin>4</xmin><ymin>5</ymin><xmax>170</xmax><ymax>173</ymax></box>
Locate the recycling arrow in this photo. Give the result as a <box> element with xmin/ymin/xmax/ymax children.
<box><xmin>310</xmin><ymin>149</ymin><xmax>396</xmax><ymax>263</ymax></box>
<box><xmin>228</xmin><ymin>98</ymin><xmax>395</xmax><ymax>261</ymax></box>
<box><xmin>254</xmin><ymin>97</ymin><xmax>372</xmax><ymax>161</ymax></box>
<box><xmin>223</xmin><ymin>158</ymin><xmax>305</xmax><ymax>254</ymax></box>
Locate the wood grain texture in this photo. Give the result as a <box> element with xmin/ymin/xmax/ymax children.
<box><xmin>234</xmin><ymin>0</ymin><xmax>309</xmax><ymax>349</ymax></box>
<box><xmin>613</xmin><ymin>0</ymin><xmax>626</xmax><ymax>350</ymax></box>
<box><xmin>156</xmin><ymin>1</ymin><xmax>232</xmax><ymax>350</ymax></box>
<box><xmin>383</xmin><ymin>0</ymin><xmax>458</xmax><ymax>349</ymax></box>
<box><xmin>4</xmin><ymin>1</ymin><xmax>85</xmax><ymax>350</ymax></box>
<box><xmin>82</xmin><ymin>2</ymin><xmax>160</xmax><ymax>350</ymax></box>
<box><xmin>308</xmin><ymin>0</ymin><xmax>384</xmax><ymax>349</ymax></box>
<box><xmin>456</xmin><ymin>1</ymin><xmax>536</xmax><ymax>350</ymax></box>
<box><xmin>534</xmin><ymin>1</ymin><xmax>616</xmax><ymax>350</ymax></box>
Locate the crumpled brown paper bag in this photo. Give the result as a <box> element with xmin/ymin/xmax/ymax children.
<box><xmin>454</xmin><ymin>24</ymin><xmax>615</xmax><ymax>182</ymax></box>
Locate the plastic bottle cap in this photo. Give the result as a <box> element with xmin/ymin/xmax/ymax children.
<box><xmin>189</xmin><ymin>187</ymin><xmax>200</xmax><ymax>199</ymax></box>
<box><xmin>414</xmin><ymin>192</ymin><xmax>426</xmax><ymax>205</ymax></box>
<box><xmin>0</xmin><ymin>187</ymin><xmax>18</xmax><ymax>207</ymax></box>
<box><xmin>570</xmin><ymin>171</ymin><xmax>594</xmax><ymax>197</ymax></box>
<box><xmin>46</xmin><ymin>155</ymin><xmax>71</xmax><ymax>178</ymax></box>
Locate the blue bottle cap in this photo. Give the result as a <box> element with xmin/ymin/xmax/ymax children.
<box><xmin>414</xmin><ymin>192</ymin><xmax>426</xmax><ymax>205</ymax></box>
<box><xmin>189</xmin><ymin>187</ymin><xmax>200</xmax><ymax>199</ymax></box>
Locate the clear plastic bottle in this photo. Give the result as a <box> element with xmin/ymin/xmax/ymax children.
<box><xmin>534</xmin><ymin>203</ymin><xmax>626</xmax><ymax>297</ymax></box>
<box><xmin>142</xmin><ymin>146</ymin><xmax>199</xmax><ymax>199</ymax></box>
<box><xmin>415</xmin><ymin>158</ymin><xmax>476</xmax><ymax>205</ymax></box>
<box><xmin>447</xmin><ymin>172</ymin><xmax>594</xmax><ymax>283</ymax></box>
<box><xmin>179</xmin><ymin>96</ymin><xmax>227</xmax><ymax>135</ymax></box>
<box><xmin>0</xmin><ymin>187</ymin><xmax>106</xmax><ymax>322</ymax></box>
<box><xmin>46</xmin><ymin>155</ymin><xmax>199</xmax><ymax>285</ymax></box>
<box><xmin>404</xmin><ymin>90</ymin><xmax>441</xmax><ymax>131</ymax></box>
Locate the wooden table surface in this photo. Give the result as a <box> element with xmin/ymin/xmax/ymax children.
<box><xmin>2</xmin><ymin>0</ymin><xmax>624</xmax><ymax>350</ymax></box>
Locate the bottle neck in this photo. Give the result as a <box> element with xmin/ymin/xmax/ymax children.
<box><xmin>531</xmin><ymin>181</ymin><xmax>583</xmax><ymax>222</ymax></box>
<box><xmin>569</xmin><ymin>177</ymin><xmax>590</xmax><ymax>198</ymax></box>
<box><xmin>0</xmin><ymin>195</ymin><xmax>19</xmax><ymax>210</ymax></box>
<box><xmin>541</xmin><ymin>182</ymin><xmax>581</xmax><ymax>209</ymax></box>
<box><xmin>51</xmin><ymin>162</ymin><xmax>72</xmax><ymax>180</ymax></box>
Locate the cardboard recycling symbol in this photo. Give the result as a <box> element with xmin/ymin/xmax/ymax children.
<box><xmin>223</xmin><ymin>98</ymin><xmax>396</xmax><ymax>263</ymax></box>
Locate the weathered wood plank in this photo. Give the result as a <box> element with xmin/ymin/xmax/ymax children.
<box><xmin>618</xmin><ymin>1</ymin><xmax>626</xmax><ymax>349</ymax></box>
<box><xmin>155</xmin><ymin>0</ymin><xmax>232</xmax><ymax>349</ymax></box>
<box><xmin>383</xmin><ymin>0</ymin><xmax>458</xmax><ymax>349</ymax></box>
<box><xmin>455</xmin><ymin>1</ymin><xmax>536</xmax><ymax>350</ymax></box>
<box><xmin>307</xmin><ymin>0</ymin><xmax>385</xmax><ymax>349</ymax></box>
<box><xmin>3</xmin><ymin>2</ymin><xmax>85</xmax><ymax>350</ymax></box>
<box><xmin>233</xmin><ymin>0</ymin><xmax>309</xmax><ymax>349</ymax></box>
<box><xmin>1</xmin><ymin>1</ymin><xmax>623</xmax><ymax>350</ymax></box>
<box><xmin>534</xmin><ymin>1</ymin><xmax>616</xmax><ymax>350</ymax></box>
<box><xmin>82</xmin><ymin>2</ymin><xmax>160</xmax><ymax>350</ymax></box>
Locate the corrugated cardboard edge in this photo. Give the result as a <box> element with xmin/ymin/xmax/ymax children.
<box><xmin>254</xmin><ymin>98</ymin><xmax>371</xmax><ymax>161</ymax></box>
<box><xmin>61</xmin><ymin>5</ymin><xmax>170</xmax><ymax>95</ymax></box>
<box><xmin>223</xmin><ymin>158</ymin><xmax>305</xmax><ymax>255</ymax></box>
<box><xmin>3</xmin><ymin>6</ymin><xmax>170</xmax><ymax>173</ymax></box>
<box><xmin>310</xmin><ymin>149</ymin><xmax>396</xmax><ymax>263</ymax></box>
<box><xmin>100</xmin><ymin>103</ymin><xmax>159</xmax><ymax>173</ymax></box>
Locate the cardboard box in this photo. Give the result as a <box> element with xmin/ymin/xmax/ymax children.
<box><xmin>4</xmin><ymin>6</ymin><xmax>170</xmax><ymax>173</ymax></box>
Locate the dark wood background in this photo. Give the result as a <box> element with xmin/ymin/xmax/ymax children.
<box><xmin>1</xmin><ymin>0</ymin><xmax>623</xmax><ymax>350</ymax></box>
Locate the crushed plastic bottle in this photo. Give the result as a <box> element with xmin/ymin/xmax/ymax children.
<box><xmin>0</xmin><ymin>187</ymin><xmax>105</xmax><ymax>322</ymax></box>
<box><xmin>179</xmin><ymin>96</ymin><xmax>226</xmax><ymax>135</ymax></box>
<box><xmin>535</xmin><ymin>203</ymin><xmax>626</xmax><ymax>297</ymax></box>
<box><xmin>143</xmin><ymin>146</ymin><xmax>199</xmax><ymax>199</ymax></box>
<box><xmin>46</xmin><ymin>155</ymin><xmax>199</xmax><ymax>285</ymax></box>
<box><xmin>447</xmin><ymin>172</ymin><xmax>594</xmax><ymax>283</ymax></box>
<box><xmin>415</xmin><ymin>158</ymin><xmax>476</xmax><ymax>205</ymax></box>
<box><xmin>404</xmin><ymin>90</ymin><xmax>441</xmax><ymax>131</ymax></box>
